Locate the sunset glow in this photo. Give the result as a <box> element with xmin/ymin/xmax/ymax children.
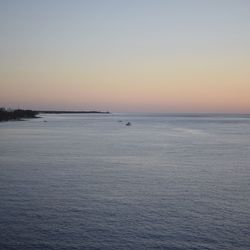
<box><xmin>1</xmin><ymin>0</ymin><xmax>250</xmax><ymax>113</ymax></box>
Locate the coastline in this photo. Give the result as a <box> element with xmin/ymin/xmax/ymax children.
<box><xmin>0</xmin><ymin>108</ymin><xmax>110</xmax><ymax>122</ymax></box>
<box><xmin>39</xmin><ymin>110</ymin><xmax>110</xmax><ymax>114</ymax></box>
<box><xmin>0</xmin><ymin>109</ymin><xmax>39</xmax><ymax>122</ymax></box>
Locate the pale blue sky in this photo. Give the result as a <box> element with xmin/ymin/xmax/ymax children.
<box><xmin>1</xmin><ymin>0</ymin><xmax>249</xmax><ymax>59</ymax></box>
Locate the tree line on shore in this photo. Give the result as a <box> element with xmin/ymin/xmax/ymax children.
<box><xmin>0</xmin><ymin>108</ymin><xmax>39</xmax><ymax>121</ymax></box>
<box><xmin>0</xmin><ymin>108</ymin><xmax>110</xmax><ymax>122</ymax></box>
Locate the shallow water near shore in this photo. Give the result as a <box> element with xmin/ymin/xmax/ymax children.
<box><xmin>0</xmin><ymin>113</ymin><xmax>250</xmax><ymax>249</ymax></box>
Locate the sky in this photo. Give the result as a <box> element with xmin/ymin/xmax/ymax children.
<box><xmin>0</xmin><ymin>0</ymin><xmax>250</xmax><ymax>113</ymax></box>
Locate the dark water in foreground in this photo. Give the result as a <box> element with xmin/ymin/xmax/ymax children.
<box><xmin>0</xmin><ymin>113</ymin><xmax>250</xmax><ymax>249</ymax></box>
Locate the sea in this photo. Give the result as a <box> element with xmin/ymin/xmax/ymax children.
<box><xmin>0</xmin><ymin>113</ymin><xmax>249</xmax><ymax>250</ymax></box>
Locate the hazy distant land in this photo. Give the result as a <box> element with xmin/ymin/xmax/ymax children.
<box><xmin>0</xmin><ymin>108</ymin><xmax>110</xmax><ymax>122</ymax></box>
<box><xmin>39</xmin><ymin>110</ymin><xmax>110</xmax><ymax>114</ymax></box>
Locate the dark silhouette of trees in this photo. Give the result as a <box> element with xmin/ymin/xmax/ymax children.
<box><xmin>0</xmin><ymin>108</ymin><xmax>110</xmax><ymax>122</ymax></box>
<box><xmin>0</xmin><ymin>108</ymin><xmax>39</xmax><ymax>121</ymax></box>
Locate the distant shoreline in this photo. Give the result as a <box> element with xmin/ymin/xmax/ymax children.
<box><xmin>0</xmin><ymin>108</ymin><xmax>39</xmax><ymax>122</ymax></box>
<box><xmin>0</xmin><ymin>109</ymin><xmax>110</xmax><ymax>122</ymax></box>
<box><xmin>39</xmin><ymin>110</ymin><xmax>110</xmax><ymax>114</ymax></box>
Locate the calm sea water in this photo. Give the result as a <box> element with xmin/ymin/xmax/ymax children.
<box><xmin>0</xmin><ymin>113</ymin><xmax>250</xmax><ymax>250</ymax></box>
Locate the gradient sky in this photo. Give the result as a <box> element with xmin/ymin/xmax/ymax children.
<box><xmin>0</xmin><ymin>0</ymin><xmax>250</xmax><ymax>112</ymax></box>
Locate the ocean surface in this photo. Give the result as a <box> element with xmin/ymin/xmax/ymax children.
<box><xmin>0</xmin><ymin>113</ymin><xmax>250</xmax><ymax>250</ymax></box>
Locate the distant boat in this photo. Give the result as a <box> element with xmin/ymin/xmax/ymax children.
<box><xmin>126</xmin><ymin>122</ymin><xmax>131</xmax><ymax>126</ymax></box>
<box><xmin>43</xmin><ymin>120</ymin><xmax>48</xmax><ymax>122</ymax></box>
